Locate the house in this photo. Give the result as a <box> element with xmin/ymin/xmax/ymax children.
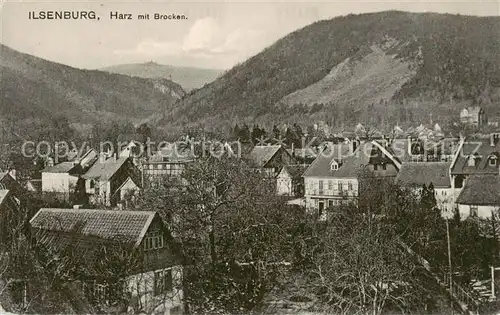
<box><xmin>143</xmin><ymin>143</ymin><xmax>195</xmax><ymax>180</ymax></box>
<box><xmin>395</xmin><ymin>162</ymin><xmax>454</xmax><ymax>217</ymax></box>
<box><xmin>29</xmin><ymin>208</ymin><xmax>183</xmax><ymax>313</ymax></box>
<box><xmin>460</xmin><ymin>106</ymin><xmax>486</xmax><ymax>128</ymax></box>
<box><xmin>82</xmin><ymin>155</ymin><xmax>141</xmax><ymax>206</ymax></box>
<box><xmin>41</xmin><ymin>149</ymin><xmax>98</xmax><ymax>201</ymax></box>
<box><xmin>391</xmin><ymin>137</ymin><xmax>459</xmax><ymax>163</ymax></box>
<box><xmin>303</xmin><ymin>141</ymin><xmax>402</xmax><ymax>217</ymax></box>
<box><xmin>275</xmin><ymin>165</ymin><xmax>308</xmax><ymax>197</ymax></box>
<box><xmin>456</xmin><ymin>175</ymin><xmax>500</xmax><ymax>220</ymax></box>
<box><xmin>41</xmin><ymin>162</ymin><xmax>81</xmax><ymax>200</ymax></box>
<box><xmin>449</xmin><ymin>134</ymin><xmax>500</xmax><ymax>203</ymax></box>
<box><xmin>247</xmin><ymin>145</ymin><xmax>296</xmax><ymax>176</ymax></box>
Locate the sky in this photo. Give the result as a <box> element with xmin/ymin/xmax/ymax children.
<box><xmin>1</xmin><ymin>0</ymin><xmax>499</xmax><ymax>70</ymax></box>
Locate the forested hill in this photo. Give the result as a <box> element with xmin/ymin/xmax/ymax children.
<box><xmin>155</xmin><ymin>11</ymin><xmax>500</xmax><ymax>131</ymax></box>
<box><xmin>0</xmin><ymin>44</ymin><xmax>185</xmax><ymax>139</ymax></box>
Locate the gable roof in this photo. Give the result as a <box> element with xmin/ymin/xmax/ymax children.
<box><xmin>456</xmin><ymin>175</ymin><xmax>500</xmax><ymax>206</ymax></box>
<box><xmin>451</xmin><ymin>137</ymin><xmax>500</xmax><ymax>175</ymax></box>
<box><xmin>395</xmin><ymin>162</ymin><xmax>451</xmax><ymax>188</ymax></box>
<box><xmin>248</xmin><ymin>145</ymin><xmax>283</xmax><ymax>168</ymax></box>
<box><xmin>30</xmin><ymin>208</ymin><xmax>157</xmax><ymax>246</ymax></box>
<box><xmin>303</xmin><ymin>143</ymin><xmax>370</xmax><ymax>178</ymax></box>
<box><xmin>82</xmin><ymin>157</ymin><xmax>129</xmax><ymax>181</ymax></box>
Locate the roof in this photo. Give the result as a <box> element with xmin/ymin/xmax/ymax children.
<box><xmin>42</xmin><ymin>162</ymin><xmax>79</xmax><ymax>174</ymax></box>
<box><xmin>451</xmin><ymin>137</ymin><xmax>500</xmax><ymax>175</ymax></box>
<box><xmin>82</xmin><ymin>157</ymin><xmax>128</xmax><ymax>180</ymax></box>
<box><xmin>248</xmin><ymin>145</ymin><xmax>283</xmax><ymax>168</ymax></box>
<box><xmin>395</xmin><ymin>162</ymin><xmax>451</xmax><ymax>188</ymax></box>
<box><xmin>456</xmin><ymin>175</ymin><xmax>500</xmax><ymax>206</ymax></box>
<box><xmin>30</xmin><ymin>208</ymin><xmax>157</xmax><ymax>246</ymax></box>
<box><xmin>303</xmin><ymin>143</ymin><xmax>369</xmax><ymax>178</ymax></box>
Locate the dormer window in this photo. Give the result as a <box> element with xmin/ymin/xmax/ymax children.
<box><xmin>467</xmin><ymin>156</ymin><xmax>475</xmax><ymax>167</ymax></box>
<box><xmin>468</xmin><ymin>154</ymin><xmax>481</xmax><ymax>167</ymax></box>
<box><xmin>330</xmin><ymin>160</ymin><xmax>339</xmax><ymax>171</ymax></box>
<box><xmin>489</xmin><ymin>155</ymin><xmax>498</xmax><ymax>166</ymax></box>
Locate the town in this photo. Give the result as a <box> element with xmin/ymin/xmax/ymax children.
<box><xmin>2</xmin><ymin>5</ymin><xmax>500</xmax><ymax>315</ymax></box>
<box><xmin>0</xmin><ymin>104</ymin><xmax>499</xmax><ymax>315</ymax></box>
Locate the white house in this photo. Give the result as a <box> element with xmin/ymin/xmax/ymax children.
<box><xmin>41</xmin><ymin>162</ymin><xmax>81</xmax><ymax>200</ymax></box>
<box><xmin>395</xmin><ymin>162</ymin><xmax>454</xmax><ymax>218</ymax></box>
<box><xmin>456</xmin><ymin>175</ymin><xmax>500</xmax><ymax>220</ymax></box>
<box><xmin>82</xmin><ymin>155</ymin><xmax>141</xmax><ymax>206</ymax></box>
<box><xmin>41</xmin><ymin>149</ymin><xmax>98</xmax><ymax>200</ymax></box>
<box><xmin>303</xmin><ymin>140</ymin><xmax>402</xmax><ymax>219</ymax></box>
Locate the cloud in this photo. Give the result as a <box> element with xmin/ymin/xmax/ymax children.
<box><xmin>114</xmin><ymin>17</ymin><xmax>265</xmax><ymax>63</ymax></box>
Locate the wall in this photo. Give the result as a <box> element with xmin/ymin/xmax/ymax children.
<box><xmin>42</xmin><ymin>172</ymin><xmax>78</xmax><ymax>194</ymax></box>
<box><xmin>126</xmin><ymin>266</ymin><xmax>183</xmax><ymax>315</ymax></box>
<box><xmin>276</xmin><ymin>170</ymin><xmax>292</xmax><ymax>196</ymax></box>
<box><xmin>304</xmin><ymin>176</ymin><xmax>358</xmax><ymax>209</ymax></box>
<box><xmin>458</xmin><ymin>204</ymin><xmax>500</xmax><ymax>220</ymax></box>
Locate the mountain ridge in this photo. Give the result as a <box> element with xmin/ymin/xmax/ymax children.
<box><xmin>100</xmin><ymin>62</ymin><xmax>223</xmax><ymax>92</ymax></box>
<box><xmin>154</xmin><ymin>11</ymin><xmax>500</xmax><ymax>132</ymax></box>
<box><xmin>0</xmin><ymin>44</ymin><xmax>185</xmax><ymax>138</ymax></box>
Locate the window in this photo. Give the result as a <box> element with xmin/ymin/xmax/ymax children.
<box><xmin>328</xmin><ymin>200</ymin><xmax>333</xmax><ymax>208</ymax></box>
<box><xmin>328</xmin><ymin>180</ymin><xmax>333</xmax><ymax>190</ymax></box>
<box><xmin>95</xmin><ymin>283</ymin><xmax>107</xmax><ymax>302</ymax></box>
<box><xmin>373</xmin><ymin>164</ymin><xmax>378</xmax><ymax>171</ymax></box>
<box><xmin>154</xmin><ymin>268</ymin><xmax>173</xmax><ymax>295</ymax></box>
<box><xmin>467</xmin><ymin>156</ymin><xmax>475</xmax><ymax>167</ymax></box>
<box><xmin>338</xmin><ymin>182</ymin><xmax>343</xmax><ymax>191</ymax></box>
<box><xmin>90</xmin><ymin>180</ymin><xmax>95</xmax><ymax>189</ymax></box>
<box><xmin>144</xmin><ymin>230</ymin><xmax>164</xmax><ymax>251</ymax></box>
<box><xmin>382</xmin><ymin>163</ymin><xmax>387</xmax><ymax>171</ymax></box>
<box><xmin>330</xmin><ymin>160</ymin><xmax>339</xmax><ymax>171</ymax></box>
<box><xmin>470</xmin><ymin>205</ymin><xmax>478</xmax><ymax>217</ymax></box>
<box><xmin>348</xmin><ymin>182</ymin><xmax>353</xmax><ymax>191</ymax></box>
<box><xmin>489</xmin><ymin>156</ymin><xmax>498</xmax><ymax>166</ymax></box>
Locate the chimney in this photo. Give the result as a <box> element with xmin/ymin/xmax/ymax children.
<box><xmin>113</xmin><ymin>153</ymin><xmax>117</xmax><ymax>162</ymax></box>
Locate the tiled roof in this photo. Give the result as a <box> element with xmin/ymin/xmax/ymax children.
<box><xmin>42</xmin><ymin>162</ymin><xmax>80</xmax><ymax>174</ymax></box>
<box><xmin>456</xmin><ymin>175</ymin><xmax>500</xmax><ymax>206</ymax></box>
<box><xmin>395</xmin><ymin>162</ymin><xmax>451</xmax><ymax>188</ymax></box>
<box><xmin>249</xmin><ymin>145</ymin><xmax>283</xmax><ymax>168</ymax></box>
<box><xmin>451</xmin><ymin>137</ymin><xmax>500</xmax><ymax>175</ymax></box>
<box><xmin>82</xmin><ymin>157</ymin><xmax>128</xmax><ymax>180</ymax></box>
<box><xmin>303</xmin><ymin>143</ymin><xmax>370</xmax><ymax>178</ymax></box>
<box><xmin>30</xmin><ymin>208</ymin><xmax>157</xmax><ymax>246</ymax></box>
